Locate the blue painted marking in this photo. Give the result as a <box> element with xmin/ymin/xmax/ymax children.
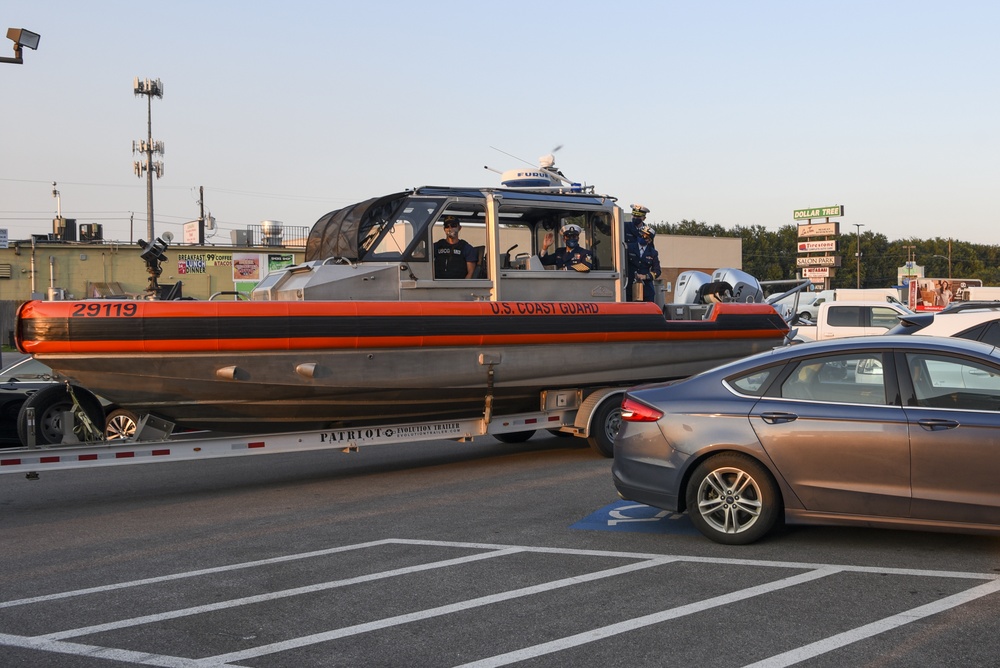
<box><xmin>571</xmin><ymin>500</ymin><xmax>698</xmax><ymax>535</ymax></box>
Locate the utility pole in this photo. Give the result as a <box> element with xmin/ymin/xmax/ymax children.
<box><xmin>133</xmin><ymin>77</ymin><xmax>164</xmax><ymax>242</ymax></box>
<box><xmin>198</xmin><ymin>186</ymin><xmax>206</xmax><ymax>245</ymax></box>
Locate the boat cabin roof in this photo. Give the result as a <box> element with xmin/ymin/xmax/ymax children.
<box><xmin>263</xmin><ymin>186</ymin><xmax>627</xmax><ymax>303</ymax></box>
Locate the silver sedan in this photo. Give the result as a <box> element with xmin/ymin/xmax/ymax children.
<box><xmin>612</xmin><ymin>335</ymin><xmax>1000</xmax><ymax>544</ymax></box>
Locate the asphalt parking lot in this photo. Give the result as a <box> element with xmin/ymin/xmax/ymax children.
<box><xmin>1</xmin><ymin>435</ymin><xmax>999</xmax><ymax>666</ymax></box>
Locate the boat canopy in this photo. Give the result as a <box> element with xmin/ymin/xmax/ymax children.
<box><xmin>305</xmin><ymin>191</ymin><xmax>409</xmax><ymax>262</ymax></box>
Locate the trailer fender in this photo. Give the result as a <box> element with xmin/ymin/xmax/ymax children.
<box><xmin>575</xmin><ymin>388</ymin><xmax>626</xmax><ymax>458</ymax></box>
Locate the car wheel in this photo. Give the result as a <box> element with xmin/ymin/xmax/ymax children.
<box><xmin>587</xmin><ymin>396</ymin><xmax>622</xmax><ymax>458</ymax></box>
<box><xmin>685</xmin><ymin>453</ymin><xmax>781</xmax><ymax>545</ymax></box>
<box><xmin>17</xmin><ymin>385</ymin><xmax>105</xmax><ymax>446</ymax></box>
<box><xmin>105</xmin><ymin>408</ymin><xmax>140</xmax><ymax>441</ymax></box>
<box><xmin>495</xmin><ymin>430</ymin><xmax>534</xmax><ymax>443</ymax></box>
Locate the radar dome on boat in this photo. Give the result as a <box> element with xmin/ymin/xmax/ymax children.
<box><xmin>500</xmin><ymin>169</ymin><xmax>561</xmax><ymax>188</ymax></box>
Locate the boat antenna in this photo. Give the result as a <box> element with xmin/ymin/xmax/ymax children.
<box><xmin>489</xmin><ymin>145</ymin><xmax>535</xmax><ymax>167</ymax></box>
<box><xmin>485</xmin><ymin>144</ymin><xmax>571</xmax><ymax>183</ymax></box>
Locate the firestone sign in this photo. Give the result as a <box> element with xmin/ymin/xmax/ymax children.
<box><xmin>797</xmin><ymin>239</ymin><xmax>837</xmax><ymax>253</ymax></box>
<box><xmin>793</xmin><ymin>205</ymin><xmax>844</xmax><ymax>220</ymax></box>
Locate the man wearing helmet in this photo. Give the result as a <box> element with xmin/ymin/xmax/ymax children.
<box><xmin>433</xmin><ymin>216</ymin><xmax>478</xmax><ymax>279</ymax></box>
<box><xmin>626</xmin><ymin>224</ymin><xmax>661</xmax><ymax>302</ymax></box>
<box><xmin>539</xmin><ymin>223</ymin><xmax>595</xmax><ymax>272</ymax></box>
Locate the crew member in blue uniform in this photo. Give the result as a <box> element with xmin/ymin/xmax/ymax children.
<box><xmin>539</xmin><ymin>224</ymin><xmax>595</xmax><ymax>272</ymax></box>
<box><xmin>624</xmin><ymin>204</ymin><xmax>649</xmax><ymax>245</ymax></box>
<box><xmin>626</xmin><ymin>225</ymin><xmax>661</xmax><ymax>302</ymax></box>
<box><xmin>433</xmin><ymin>216</ymin><xmax>478</xmax><ymax>279</ymax></box>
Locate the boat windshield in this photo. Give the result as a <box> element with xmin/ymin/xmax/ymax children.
<box><xmin>364</xmin><ymin>198</ymin><xmax>443</xmax><ymax>260</ymax></box>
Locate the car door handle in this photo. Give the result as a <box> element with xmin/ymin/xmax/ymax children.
<box><xmin>760</xmin><ymin>412</ymin><xmax>798</xmax><ymax>424</ymax></box>
<box><xmin>917</xmin><ymin>419</ymin><xmax>960</xmax><ymax>431</ymax></box>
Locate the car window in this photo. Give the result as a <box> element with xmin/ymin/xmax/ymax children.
<box><xmin>727</xmin><ymin>365</ymin><xmax>782</xmax><ymax>396</ymax></box>
<box><xmin>906</xmin><ymin>353</ymin><xmax>1000</xmax><ymax>410</ymax></box>
<box><xmin>826</xmin><ymin>306</ymin><xmax>861</xmax><ymax>327</ymax></box>
<box><xmin>983</xmin><ymin>322</ymin><xmax>1000</xmax><ymax>346</ymax></box>
<box><xmin>972</xmin><ymin>322</ymin><xmax>1000</xmax><ymax>347</ymax></box>
<box><xmin>955</xmin><ymin>323</ymin><xmax>989</xmax><ymax>343</ymax></box>
<box><xmin>780</xmin><ymin>353</ymin><xmax>888</xmax><ymax>405</ymax></box>
<box><xmin>871</xmin><ymin>307</ymin><xmax>903</xmax><ymax>329</ymax></box>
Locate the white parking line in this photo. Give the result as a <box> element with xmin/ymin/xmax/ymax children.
<box><xmin>43</xmin><ymin>547</ymin><xmax>527</xmax><ymax>640</ymax></box>
<box><xmin>198</xmin><ymin>557</ymin><xmax>677</xmax><ymax>665</ymax></box>
<box><xmin>1</xmin><ymin>538</ymin><xmax>998</xmax><ymax>668</ymax></box>
<box><xmin>453</xmin><ymin>566</ymin><xmax>842</xmax><ymax>668</ymax></box>
<box><xmin>741</xmin><ymin>577</ymin><xmax>1000</xmax><ymax>668</ymax></box>
<box><xmin>0</xmin><ymin>632</ymin><xmax>212</xmax><ymax>668</ymax></box>
<box><xmin>0</xmin><ymin>538</ymin><xmax>398</xmax><ymax>609</ymax></box>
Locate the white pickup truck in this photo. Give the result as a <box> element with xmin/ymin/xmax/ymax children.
<box><xmin>793</xmin><ymin>300</ymin><xmax>913</xmax><ymax>342</ymax></box>
<box><xmin>795</xmin><ymin>288</ymin><xmax>902</xmax><ymax>320</ymax></box>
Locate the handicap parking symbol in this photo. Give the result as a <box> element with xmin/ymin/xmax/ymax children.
<box><xmin>571</xmin><ymin>500</ymin><xmax>698</xmax><ymax>535</ymax></box>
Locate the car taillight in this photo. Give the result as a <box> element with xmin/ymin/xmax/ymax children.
<box><xmin>620</xmin><ymin>396</ymin><xmax>663</xmax><ymax>422</ymax></box>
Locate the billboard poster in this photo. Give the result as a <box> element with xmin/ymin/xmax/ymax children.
<box><xmin>233</xmin><ymin>253</ymin><xmax>261</xmax><ymax>281</ymax></box>
<box><xmin>908</xmin><ymin>278</ymin><xmax>982</xmax><ymax>311</ymax></box>
<box><xmin>177</xmin><ymin>254</ymin><xmax>206</xmax><ymax>274</ymax></box>
<box><xmin>267</xmin><ymin>253</ymin><xmax>295</xmax><ymax>273</ymax></box>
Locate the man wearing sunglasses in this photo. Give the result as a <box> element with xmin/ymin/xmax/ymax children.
<box><xmin>433</xmin><ymin>216</ymin><xmax>478</xmax><ymax>279</ymax></box>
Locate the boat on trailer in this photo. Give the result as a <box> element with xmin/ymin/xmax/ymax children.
<box><xmin>15</xmin><ymin>158</ymin><xmax>793</xmax><ymax>438</ymax></box>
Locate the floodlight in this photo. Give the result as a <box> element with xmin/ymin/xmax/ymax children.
<box><xmin>7</xmin><ymin>28</ymin><xmax>40</xmax><ymax>50</ymax></box>
<box><xmin>1</xmin><ymin>27</ymin><xmax>40</xmax><ymax>64</ymax></box>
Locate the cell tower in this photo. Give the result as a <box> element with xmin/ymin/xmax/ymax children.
<box><xmin>133</xmin><ymin>77</ymin><xmax>164</xmax><ymax>242</ymax></box>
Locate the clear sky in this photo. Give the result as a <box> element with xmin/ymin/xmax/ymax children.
<box><xmin>2</xmin><ymin>1</ymin><xmax>998</xmax><ymax>246</ymax></box>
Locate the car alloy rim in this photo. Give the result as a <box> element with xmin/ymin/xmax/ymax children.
<box><xmin>696</xmin><ymin>466</ymin><xmax>763</xmax><ymax>534</ymax></box>
<box><xmin>106</xmin><ymin>413</ymin><xmax>137</xmax><ymax>440</ymax></box>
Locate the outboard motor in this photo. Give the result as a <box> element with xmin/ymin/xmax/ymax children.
<box><xmin>674</xmin><ymin>271</ymin><xmax>713</xmax><ymax>304</ymax></box>
<box><xmin>697</xmin><ymin>281</ymin><xmax>735</xmax><ymax>304</ymax></box>
<box><xmin>711</xmin><ymin>268</ymin><xmax>764</xmax><ymax>303</ymax></box>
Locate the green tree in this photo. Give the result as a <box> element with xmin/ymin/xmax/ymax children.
<box><xmin>658</xmin><ymin>220</ymin><xmax>1000</xmax><ymax>288</ymax></box>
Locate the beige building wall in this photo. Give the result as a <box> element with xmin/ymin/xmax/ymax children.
<box><xmin>0</xmin><ymin>235</ymin><xmax>740</xmax><ymax>304</ymax></box>
<box><xmin>654</xmin><ymin>235</ymin><xmax>743</xmax><ymax>300</ymax></box>
<box><xmin>0</xmin><ymin>241</ymin><xmax>305</xmax><ymax>302</ymax></box>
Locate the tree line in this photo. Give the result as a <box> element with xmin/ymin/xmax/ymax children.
<box><xmin>655</xmin><ymin>220</ymin><xmax>1000</xmax><ymax>288</ymax></box>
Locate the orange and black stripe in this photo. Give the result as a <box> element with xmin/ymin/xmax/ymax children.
<box><xmin>16</xmin><ymin>300</ymin><xmax>788</xmax><ymax>354</ymax></box>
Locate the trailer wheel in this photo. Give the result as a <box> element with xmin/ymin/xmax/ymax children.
<box><xmin>105</xmin><ymin>408</ymin><xmax>140</xmax><ymax>441</ymax></box>
<box><xmin>587</xmin><ymin>395</ymin><xmax>623</xmax><ymax>458</ymax></box>
<box><xmin>17</xmin><ymin>385</ymin><xmax>105</xmax><ymax>446</ymax></box>
<box><xmin>495</xmin><ymin>430</ymin><xmax>535</xmax><ymax>443</ymax></box>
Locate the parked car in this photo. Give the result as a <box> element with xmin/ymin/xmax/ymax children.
<box><xmin>770</xmin><ymin>291</ymin><xmax>820</xmax><ymax>322</ymax></box>
<box><xmin>887</xmin><ymin>301</ymin><xmax>1000</xmax><ymax>346</ymax></box>
<box><xmin>0</xmin><ymin>357</ymin><xmax>139</xmax><ymax>446</ymax></box>
<box><xmin>612</xmin><ymin>335</ymin><xmax>1000</xmax><ymax>545</ymax></box>
<box><xmin>792</xmin><ymin>300</ymin><xmax>913</xmax><ymax>342</ymax></box>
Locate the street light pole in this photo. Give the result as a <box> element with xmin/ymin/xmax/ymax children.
<box><xmin>854</xmin><ymin>223</ymin><xmax>865</xmax><ymax>289</ymax></box>
<box><xmin>947</xmin><ymin>238</ymin><xmax>952</xmax><ymax>279</ymax></box>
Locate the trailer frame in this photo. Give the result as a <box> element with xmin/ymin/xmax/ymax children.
<box><xmin>0</xmin><ymin>385</ymin><xmax>628</xmax><ymax>478</ymax></box>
